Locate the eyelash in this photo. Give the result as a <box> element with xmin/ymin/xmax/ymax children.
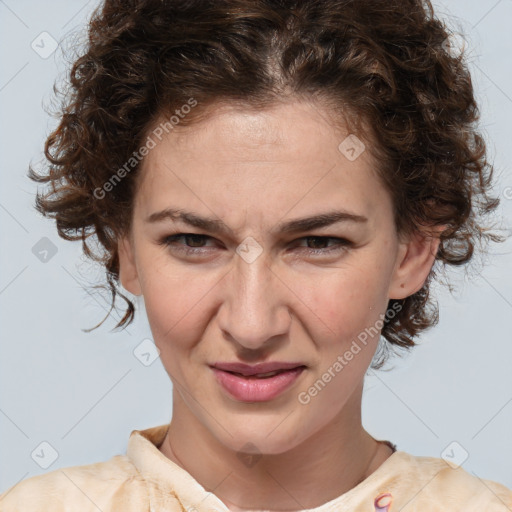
<box><xmin>158</xmin><ymin>233</ymin><xmax>353</xmax><ymax>257</ymax></box>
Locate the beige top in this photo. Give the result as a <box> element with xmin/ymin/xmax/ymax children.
<box><xmin>1</xmin><ymin>423</ymin><xmax>511</xmax><ymax>511</ymax></box>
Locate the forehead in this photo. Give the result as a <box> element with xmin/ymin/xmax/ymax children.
<box><xmin>149</xmin><ymin>99</ymin><xmax>361</xmax><ymax>160</ymax></box>
<box><xmin>134</xmin><ymin>100</ymin><xmax>390</xmax><ymax>230</ymax></box>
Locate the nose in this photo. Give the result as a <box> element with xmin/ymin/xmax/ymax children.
<box><xmin>217</xmin><ymin>254</ymin><xmax>292</xmax><ymax>351</ymax></box>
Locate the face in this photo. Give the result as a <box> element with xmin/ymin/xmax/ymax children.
<box><xmin>118</xmin><ymin>99</ymin><xmax>438</xmax><ymax>454</ymax></box>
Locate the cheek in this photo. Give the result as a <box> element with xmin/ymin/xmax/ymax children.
<box><xmin>139</xmin><ymin>261</ymin><xmax>220</xmax><ymax>353</ymax></box>
<box><xmin>300</xmin><ymin>264</ymin><xmax>388</xmax><ymax>342</ymax></box>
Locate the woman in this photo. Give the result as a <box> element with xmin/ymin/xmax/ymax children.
<box><xmin>1</xmin><ymin>0</ymin><xmax>510</xmax><ymax>510</ymax></box>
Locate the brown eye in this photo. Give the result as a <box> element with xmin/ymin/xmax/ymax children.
<box><xmin>179</xmin><ymin>234</ymin><xmax>208</xmax><ymax>247</ymax></box>
<box><xmin>293</xmin><ymin>236</ymin><xmax>353</xmax><ymax>255</ymax></box>
<box><xmin>159</xmin><ymin>233</ymin><xmax>216</xmax><ymax>254</ymax></box>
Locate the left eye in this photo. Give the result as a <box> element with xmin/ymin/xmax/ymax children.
<box><xmin>293</xmin><ymin>236</ymin><xmax>353</xmax><ymax>253</ymax></box>
<box><xmin>159</xmin><ymin>233</ymin><xmax>353</xmax><ymax>256</ymax></box>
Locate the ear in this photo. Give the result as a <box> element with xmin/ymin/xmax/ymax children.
<box><xmin>118</xmin><ymin>234</ymin><xmax>142</xmax><ymax>296</ymax></box>
<box><xmin>388</xmin><ymin>226</ymin><xmax>444</xmax><ymax>300</ymax></box>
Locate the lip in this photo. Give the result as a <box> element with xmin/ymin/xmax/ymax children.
<box><xmin>210</xmin><ymin>362</ymin><xmax>306</xmax><ymax>402</ymax></box>
<box><xmin>211</xmin><ymin>361</ymin><xmax>306</xmax><ymax>376</ymax></box>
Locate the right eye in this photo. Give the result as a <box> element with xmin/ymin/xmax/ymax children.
<box><xmin>158</xmin><ymin>233</ymin><xmax>218</xmax><ymax>255</ymax></box>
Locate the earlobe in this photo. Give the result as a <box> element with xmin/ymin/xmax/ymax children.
<box><xmin>118</xmin><ymin>235</ymin><xmax>143</xmax><ymax>296</ymax></box>
<box><xmin>388</xmin><ymin>227</ymin><xmax>443</xmax><ymax>300</ymax></box>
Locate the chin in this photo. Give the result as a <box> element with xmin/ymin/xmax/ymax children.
<box><xmin>214</xmin><ymin>418</ymin><xmax>310</xmax><ymax>456</ymax></box>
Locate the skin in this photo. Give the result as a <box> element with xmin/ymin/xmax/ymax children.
<box><xmin>118</xmin><ymin>98</ymin><xmax>441</xmax><ymax>511</ymax></box>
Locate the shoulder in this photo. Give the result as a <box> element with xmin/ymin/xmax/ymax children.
<box><xmin>392</xmin><ymin>451</ymin><xmax>512</xmax><ymax>510</ymax></box>
<box><xmin>0</xmin><ymin>455</ymin><xmax>148</xmax><ymax>512</ymax></box>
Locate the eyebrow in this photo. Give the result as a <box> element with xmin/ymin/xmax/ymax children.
<box><xmin>145</xmin><ymin>208</ymin><xmax>368</xmax><ymax>235</ymax></box>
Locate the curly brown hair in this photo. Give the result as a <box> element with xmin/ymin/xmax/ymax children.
<box><xmin>29</xmin><ymin>0</ymin><xmax>505</xmax><ymax>368</ymax></box>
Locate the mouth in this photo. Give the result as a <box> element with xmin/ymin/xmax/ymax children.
<box><xmin>223</xmin><ymin>369</ymin><xmax>299</xmax><ymax>379</ymax></box>
<box><xmin>221</xmin><ymin>366</ymin><xmax>306</xmax><ymax>380</ymax></box>
<box><xmin>210</xmin><ymin>363</ymin><xmax>307</xmax><ymax>402</ymax></box>
<box><xmin>211</xmin><ymin>361</ymin><xmax>307</xmax><ymax>377</ymax></box>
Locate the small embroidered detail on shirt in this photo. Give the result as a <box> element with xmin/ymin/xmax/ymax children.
<box><xmin>374</xmin><ymin>492</ymin><xmax>393</xmax><ymax>511</ymax></box>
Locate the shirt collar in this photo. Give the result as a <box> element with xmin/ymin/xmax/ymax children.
<box><xmin>127</xmin><ymin>423</ymin><xmax>230</xmax><ymax>511</ymax></box>
<box><xmin>126</xmin><ymin>423</ymin><xmax>403</xmax><ymax>512</ymax></box>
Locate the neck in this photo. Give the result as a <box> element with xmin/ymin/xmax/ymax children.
<box><xmin>158</xmin><ymin>385</ymin><xmax>393</xmax><ymax>511</ymax></box>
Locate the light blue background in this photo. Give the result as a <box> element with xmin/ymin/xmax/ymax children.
<box><xmin>1</xmin><ymin>0</ymin><xmax>511</xmax><ymax>495</ymax></box>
